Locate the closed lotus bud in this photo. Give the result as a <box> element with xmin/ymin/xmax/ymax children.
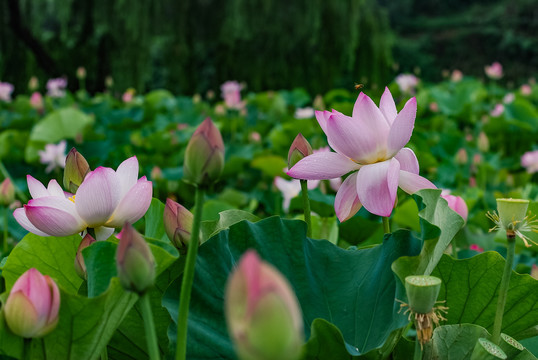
<box><xmin>478</xmin><ymin>132</ymin><xmax>489</xmax><ymax>152</ymax></box>
<box><xmin>183</xmin><ymin>118</ymin><xmax>224</xmax><ymax>187</ymax></box>
<box><xmin>456</xmin><ymin>148</ymin><xmax>468</xmax><ymax>165</ymax></box>
<box><xmin>116</xmin><ymin>223</ymin><xmax>155</xmax><ymax>294</ymax></box>
<box><xmin>163</xmin><ymin>198</ymin><xmax>195</xmax><ymax>254</ymax></box>
<box><xmin>0</xmin><ymin>178</ymin><xmax>15</xmax><ymax>206</ymax></box>
<box><xmin>76</xmin><ymin>67</ymin><xmax>86</xmax><ymax>80</ymax></box>
<box><xmin>225</xmin><ymin>250</ymin><xmax>304</xmax><ymax>360</ymax></box>
<box><xmin>74</xmin><ymin>233</ymin><xmax>97</xmax><ymax>280</ymax></box>
<box><xmin>441</xmin><ymin>194</ymin><xmax>469</xmax><ymax>223</ymax></box>
<box><xmin>288</xmin><ymin>134</ymin><xmax>313</xmax><ymax>169</ymax></box>
<box><xmin>4</xmin><ymin>268</ymin><xmax>60</xmax><ymax>338</ymax></box>
<box><xmin>63</xmin><ymin>148</ymin><xmax>90</xmax><ymax>193</ymax></box>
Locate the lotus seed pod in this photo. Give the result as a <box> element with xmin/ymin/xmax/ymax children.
<box><xmin>471</xmin><ymin>338</ymin><xmax>507</xmax><ymax>360</ymax></box>
<box><xmin>405</xmin><ymin>275</ymin><xmax>442</xmax><ymax>314</ymax></box>
<box><xmin>496</xmin><ymin>199</ymin><xmax>529</xmax><ymax>232</ymax></box>
<box><xmin>499</xmin><ymin>333</ymin><xmax>524</xmax><ymax>359</ymax></box>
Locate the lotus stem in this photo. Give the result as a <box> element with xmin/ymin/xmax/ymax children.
<box><xmin>414</xmin><ymin>334</ymin><xmax>423</xmax><ymax>360</ymax></box>
<box><xmin>140</xmin><ymin>292</ymin><xmax>160</xmax><ymax>360</ymax></box>
<box><xmin>176</xmin><ymin>187</ymin><xmax>205</xmax><ymax>360</ymax></box>
<box><xmin>491</xmin><ymin>235</ymin><xmax>515</xmax><ymax>344</ymax></box>
<box><xmin>300</xmin><ymin>180</ymin><xmax>312</xmax><ymax>237</ymax></box>
<box><xmin>382</xmin><ymin>216</ymin><xmax>391</xmax><ymax>234</ymax></box>
<box><xmin>3</xmin><ymin>209</ymin><xmax>8</xmax><ymax>254</ymax></box>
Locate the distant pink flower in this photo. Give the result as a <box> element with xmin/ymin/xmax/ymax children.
<box><xmin>38</xmin><ymin>140</ymin><xmax>67</xmax><ymax>173</ymax></box>
<box><xmin>451</xmin><ymin>70</ymin><xmax>463</xmax><ymax>82</ymax></box>
<box><xmin>46</xmin><ymin>78</ymin><xmax>67</xmax><ymax>98</ymax></box>
<box><xmin>274</xmin><ymin>177</ymin><xmax>316</xmax><ymax>212</ymax></box>
<box><xmin>28</xmin><ymin>77</ymin><xmax>39</xmax><ymax>91</ymax></box>
<box><xmin>503</xmin><ymin>93</ymin><xmax>515</xmax><ymax>104</ymax></box>
<box><xmin>395</xmin><ymin>74</ymin><xmax>419</xmax><ymax>94</ymax></box>
<box><xmin>531</xmin><ymin>264</ymin><xmax>538</xmax><ymax>280</ymax></box>
<box><xmin>30</xmin><ymin>92</ymin><xmax>43</xmax><ymax>110</ymax></box>
<box><xmin>122</xmin><ymin>88</ymin><xmax>135</xmax><ymax>103</ymax></box>
<box><xmin>520</xmin><ymin>84</ymin><xmax>532</xmax><ymax>96</ymax></box>
<box><xmin>521</xmin><ymin>150</ymin><xmax>538</xmax><ymax>173</ymax></box>
<box><xmin>288</xmin><ymin>87</ymin><xmax>436</xmax><ymax>220</ymax></box>
<box><xmin>249</xmin><ymin>132</ymin><xmax>261</xmax><ymax>143</ymax></box>
<box><xmin>490</xmin><ymin>104</ymin><xmax>504</xmax><ymax>117</ymax></box>
<box><xmin>470</xmin><ymin>244</ymin><xmax>484</xmax><ymax>253</ymax></box>
<box><xmin>441</xmin><ymin>192</ymin><xmax>468</xmax><ymax>222</ymax></box>
<box><xmin>294</xmin><ymin>107</ymin><xmax>315</xmax><ymax>119</ymax></box>
<box><xmin>455</xmin><ymin>148</ymin><xmax>468</xmax><ymax>165</ymax></box>
<box><xmin>469</xmin><ymin>177</ymin><xmax>477</xmax><ymax>187</ymax></box>
<box><xmin>485</xmin><ymin>62</ymin><xmax>503</xmax><ymax>80</ymax></box>
<box><xmin>14</xmin><ymin>156</ymin><xmax>152</xmax><ymax>240</ymax></box>
<box><xmin>429</xmin><ymin>102</ymin><xmax>439</xmax><ymax>112</ymax></box>
<box><xmin>0</xmin><ymin>82</ymin><xmax>14</xmax><ymax>102</ymax></box>
<box><xmin>221</xmin><ymin>81</ymin><xmax>244</xmax><ymax>109</ymax></box>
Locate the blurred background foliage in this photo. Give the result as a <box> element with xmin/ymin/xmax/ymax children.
<box><xmin>0</xmin><ymin>0</ymin><xmax>537</xmax><ymax>95</ymax></box>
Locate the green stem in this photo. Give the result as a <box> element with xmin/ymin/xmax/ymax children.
<box><xmin>3</xmin><ymin>209</ymin><xmax>8</xmax><ymax>254</ymax></box>
<box><xmin>491</xmin><ymin>235</ymin><xmax>516</xmax><ymax>344</ymax></box>
<box><xmin>22</xmin><ymin>338</ymin><xmax>31</xmax><ymax>360</ymax></box>
<box><xmin>140</xmin><ymin>293</ymin><xmax>160</xmax><ymax>360</ymax></box>
<box><xmin>413</xmin><ymin>335</ymin><xmax>422</xmax><ymax>360</ymax></box>
<box><xmin>101</xmin><ymin>347</ymin><xmax>108</xmax><ymax>360</ymax></box>
<box><xmin>0</xmin><ymin>160</ymin><xmax>28</xmax><ymax>202</ymax></box>
<box><xmin>382</xmin><ymin>216</ymin><xmax>391</xmax><ymax>235</ymax></box>
<box><xmin>176</xmin><ymin>187</ymin><xmax>205</xmax><ymax>360</ymax></box>
<box><xmin>300</xmin><ymin>180</ymin><xmax>312</xmax><ymax>237</ymax></box>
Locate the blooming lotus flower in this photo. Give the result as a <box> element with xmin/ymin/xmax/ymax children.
<box><xmin>274</xmin><ymin>177</ymin><xmax>317</xmax><ymax>213</ymax></box>
<box><xmin>490</xmin><ymin>103</ymin><xmax>504</xmax><ymax>117</ymax></box>
<box><xmin>4</xmin><ymin>268</ymin><xmax>60</xmax><ymax>338</ymax></box>
<box><xmin>287</xmin><ymin>88</ymin><xmax>436</xmax><ymax>220</ymax></box>
<box><xmin>221</xmin><ymin>81</ymin><xmax>244</xmax><ymax>109</ymax></box>
<box><xmin>0</xmin><ymin>82</ymin><xmax>14</xmax><ymax>102</ymax></box>
<box><xmin>395</xmin><ymin>74</ymin><xmax>419</xmax><ymax>94</ymax></box>
<box><xmin>14</xmin><ymin>156</ymin><xmax>152</xmax><ymax>240</ymax></box>
<box><xmin>521</xmin><ymin>150</ymin><xmax>538</xmax><ymax>174</ymax></box>
<box><xmin>294</xmin><ymin>107</ymin><xmax>315</xmax><ymax>119</ymax></box>
<box><xmin>39</xmin><ymin>140</ymin><xmax>67</xmax><ymax>173</ymax></box>
<box><xmin>46</xmin><ymin>78</ymin><xmax>67</xmax><ymax>98</ymax></box>
<box><xmin>485</xmin><ymin>62</ymin><xmax>503</xmax><ymax>80</ymax></box>
<box><xmin>503</xmin><ymin>93</ymin><xmax>515</xmax><ymax>104</ymax></box>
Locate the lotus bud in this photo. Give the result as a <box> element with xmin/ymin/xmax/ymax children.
<box><xmin>74</xmin><ymin>233</ymin><xmax>97</xmax><ymax>280</ymax></box>
<box><xmin>0</xmin><ymin>178</ymin><xmax>15</xmax><ymax>206</ymax></box>
<box><xmin>225</xmin><ymin>250</ymin><xmax>304</xmax><ymax>360</ymax></box>
<box><xmin>471</xmin><ymin>338</ymin><xmax>507</xmax><ymax>360</ymax></box>
<box><xmin>76</xmin><ymin>67</ymin><xmax>86</xmax><ymax>80</ymax></box>
<box><xmin>63</xmin><ymin>148</ymin><xmax>90</xmax><ymax>193</ymax></box>
<box><xmin>441</xmin><ymin>194</ymin><xmax>469</xmax><ymax>223</ymax></box>
<box><xmin>478</xmin><ymin>132</ymin><xmax>490</xmax><ymax>152</ymax></box>
<box><xmin>163</xmin><ymin>198</ymin><xmax>195</xmax><ymax>254</ymax></box>
<box><xmin>151</xmin><ymin>166</ymin><xmax>163</xmax><ymax>181</ymax></box>
<box><xmin>28</xmin><ymin>77</ymin><xmax>39</xmax><ymax>92</ymax></box>
<box><xmin>183</xmin><ymin>118</ymin><xmax>225</xmax><ymax>187</ymax></box>
<box><xmin>4</xmin><ymin>268</ymin><xmax>60</xmax><ymax>338</ymax></box>
<box><xmin>116</xmin><ymin>223</ymin><xmax>155</xmax><ymax>294</ymax></box>
<box><xmin>288</xmin><ymin>134</ymin><xmax>313</xmax><ymax>169</ymax></box>
<box><xmin>456</xmin><ymin>148</ymin><xmax>468</xmax><ymax>165</ymax></box>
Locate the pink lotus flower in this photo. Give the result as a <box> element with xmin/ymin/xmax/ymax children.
<box><xmin>274</xmin><ymin>176</ymin><xmax>317</xmax><ymax>213</ymax></box>
<box><xmin>451</xmin><ymin>70</ymin><xmax>463</xmax><ymax>82</ymax></box>
<box><xmin>395</xmin><ymin>74</ymin><xmax>419</xmax><ymax>94</ymax></box>
<box><xmin>490</xmin><ymin>103</ymin><xmax>504</xmax><ymax>117</ymax></box>
<box><xmin>470</xmin><ymin>244</ymin><xmax>484</xmax><ymax>253</ymax></box>
<box><xmin>520</xmin><ymin>84</ymin><xmax>532</xmax><ymax>96</ymax></box>
<box><xmin>521</xmin><ymin>150</ymin><xmax>538</xmax><ymax>173</ymax></box>
<box><xmin>46</xmin><ymin>78</ymin><xmax>67</xmax><ymax>98</ymax></box>
<box><xmin>0</xmin><ymin>82</ymin><xmax>14</xmax><ymax>102</ymax></box>
<box><xmin>122</xmin><ymin>88</ymin><xmax>135</xmax><ymax>103</ymax></box>
<box><xmin>485</xmin><ymin>62</ymin><xmax>503</xmax><ymax>80</ymax></box>
<box><xmin>30</xmin><ymin>92</ymin><xmax>44</xmax><ymax>110</ymax></box>
<box><xmin>4</xmin><ymin>268</ymin><xmax>60</xmax><ymax>338</ymax></box>
<box><xmin>221</xmin><ymin>80</ymin><xmax>244</xmax><ymax>109</ymax></box>
<box><xmin>441</xmin><ymin>193</ymin><xmax>468</xmax><ymax>223</ymax></box>
<box><xmin>14</xmin><ymin>156</ymin><xmax>152</xmax><ymax>240</ymax></box>
<box><xmin>38</xmin><ymin>140</ymin><xmax>67</xmax><ymax>173</ymax></box>
<box><xmin>288</xmin><ymin>88</ymin><xmax>436</xmax><ymax>220</ymax></box>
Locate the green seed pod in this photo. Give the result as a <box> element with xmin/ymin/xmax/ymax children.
<box><xmin>471</xmin><ymin>338</ymin><xmax>507</xmax><ymax>360</ymax></box>
<box><xmin>496</xmin><ymin>199</ymin><xmax>529</xmax><ymax>232</ymax></box>
<box><xmin>404</xmin><ymin>275</ymin><xmax>442</xmax><ymax>314</ymax></box>
<box><xmin>499</xmin><ymin>333</ymin><xmax>524</xmax><ymax>359</ymax></box>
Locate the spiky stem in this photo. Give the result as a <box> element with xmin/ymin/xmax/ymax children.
<box><xmin>492</xmin><ymin>234</ymin><xmax>515</xmax><ymax>344</ymax></box>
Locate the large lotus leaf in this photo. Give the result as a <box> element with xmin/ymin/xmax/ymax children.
<box><xmin>1</xmin><ymin>233</ymin><xmax>83</xmax><ymax>293</ymax></box>
<box><xmin>162</xmin><ymin>216</ymin><xmax>422</xmax><ymax>358</ymax></box>
<box><xmin>392</xmin><ymin>189</ymin><xmax>465</xmax><ymax>282</ymax></box>
<box><xmin>29</xmin><ymin>108</ymin><xmax>93</xmax><ymax>143</ymax></box>
<box><xmin>432</xmin><ymin>252</ymin><xmax>538</xmax><ymax>339</ymax></box>
<box><xmin>0</xmin><ymin>279</ymin><xmax>137</xmax><ymax>359</ymax></box>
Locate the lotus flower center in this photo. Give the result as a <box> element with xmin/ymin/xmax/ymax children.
<box><xmin>68</xmin><ymin>195</ymin><xmax>76</xmax><ymax>203</ymax></box>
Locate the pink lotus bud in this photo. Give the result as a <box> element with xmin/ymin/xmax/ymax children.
<box><xmin>485</xmin><ymin>62</ymin><xmax>503</xmax><ymax>80</ymax></box>
<box><xmin>429</xmin><ymin>102</ymin><xmax>439</xmax><ymax>113</ymax></box>
<box><xmin>469</xmin><ymin>177</ymin><xmax>477</xmax><ymax>187</ymax></box>
<box><xmin>105</xmin><ymin>76</ymin><xmax>114</xmax><ymax>88</ymax></box>
<box><xmin>249</xmin><ymin>132</ymin><xmax>261</xmax><ymax>143</ymax></box>
<box><xmin>288</xmin><ymin>133</ymin><xmax>313</xmax><ymax>169</ymax></box>
<box><xmin>456</xmin><ymin>148</ymin><xmax>468</xmax><ymax>165</ymax></box>
<box><xmin>116</xmin><ymin>223</ymin><xmax>155</xmax><ymax>294</ymax></box>
<box><xmin>28</xmin><ymin>77</ymin><xmax>39</xmax><ymax>91</ymax></box>
<box><xmin>490</xmin><ymin>104</ymin><xmax>504</xmax><ymax>117</ymax></box>
<box><xmin>225</xmin><ymin>250</ymin><xmax>304</xmax><ymax>360</ymax></box>
<box><xmin>521</xmin><ymin>150</ymin><xmax>538</xmax><ymax>174</ymax></box>
<box><xmin>76</xmin><ymin>67</ymin><xmax>86</xmax><ymax>80</ymax></box>
<box><xmin>183</xmin><ymin>118</ymin><xmax>225</xmax><ymax>187</ymax></box>
<box><xmin>520</xmin><ymin>84</ymin><xmax>532</xmax><ymax>96</ymax></box>
<box><xmin>122</xmin><ymin>88</ymin><xmax>135</xmax><ymax>103</ymax></box>
<box><xmin>163</xmin><ymin>199</ymin><xmax>195</xmax><ymax>253</ymax></box>
<box><xmin>30</xmin><ymin>92</ymin><xmax>43</xmax><ymax>111</ymax></box>
<box><xmin>0</xmin><ymin>178</ymin><xmax>15</xmax><ymax>206</ymax></box>
<box><xmin>473</xmin><ymin>153</ymin><xmax>482</xmax><ymax>165</ymax></box>
<box><xmin>470</xmin><ymin>244</ymin><xmax>484</xmax><ymax>253</ymax></box>
<box><xmin>313</xmin><ymin>94</ymin><xmax>325</xmax><ymax>110</ymax></box>
<box><xmin>531</xmin><ymin>264</ymin><xmax>538</xmax><ymax>280</ymax></box>
<box><xmin>451</xmin><ymin>70</ymin><xmax>463</xmax><ymax>82</ymax></box>
<box><xmin>441</xmin><ymin>194</ymin><xmax>468</xmax><ymax>223</ymax></box>
<box><xmin>477</xmin><ymin>132</ymin><xmax>489</xmax><ymax>152</ymax></box>
<box><xmin>63</xmin><ymin>148</ymin><xmax>90</xmax><ymax>194</ymax></box>
<box><xmin>151</xmin><ymin>166</ymin><xmax>163</xmax><ymax>181</ymax></box>
<box><xmin>4</xmin><ymin>268</ymin><xmax>60</xmax><ymax>338</ymax></box>
<box><xmin>221</xmin><ymin>81</ymin><xmax>243</xmax><ymax>109</ymax></box>
<box><xmin>74</xmin><ymin>233</ymin><xmax>97</xmax><ymax>280</ymax></box>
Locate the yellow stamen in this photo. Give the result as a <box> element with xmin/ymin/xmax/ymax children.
<box><xmin>68</xmin><ymin>195</ymin><xmax>76</xmax><ymax>203</ymax></box>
